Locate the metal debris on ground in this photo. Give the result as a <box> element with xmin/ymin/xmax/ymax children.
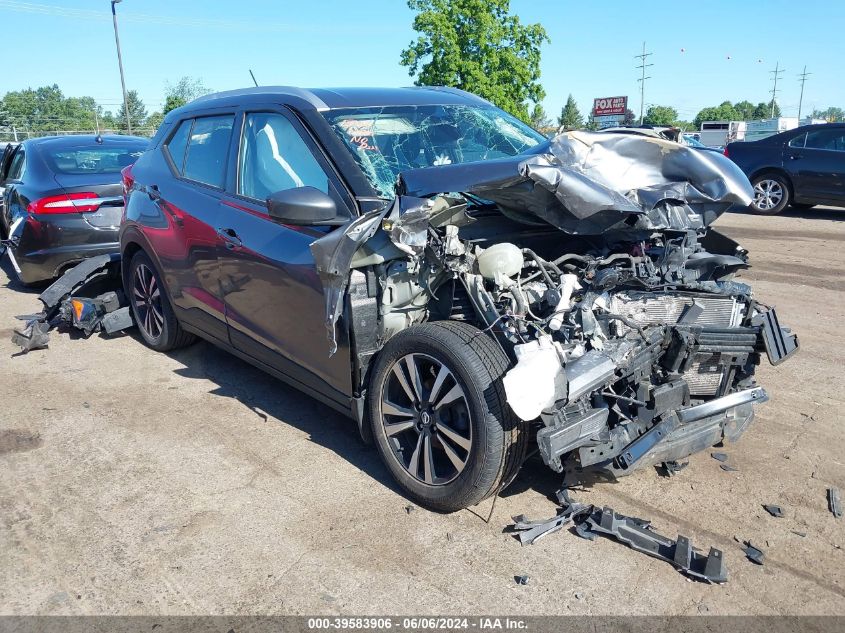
<box><xmin>404</xmin><ymin>504</ymin><xmax>415</xmax><ymax>514</ymax></box>
<box><xmin>11</xmin><ymin>320</ymin><xmax>50</xmax><ymax>352</ymax></box>
<box><xmin>514</xmin><ymin>575</ymin><xmax>529</xmax><ymax>585</ymax></box>
<box><xmin>720</xmin><ymin>463</ymin><xmax>739</xmax><ymax>472</ymax></box>
<box><xmin>792</xmin><ymin>530</ymin><xmax>807</xmax><ymax>538</ymax></box>
<box><xmin>510</xmin><ymin>501</ymin><xmax>592</xmax><ymax>546</ymax></box>
<box><xmin>10</xmin><ymin>255</ymin><xmax>133</xmax><ymax>354</ymax></box>
<box><xmin>574</xmin><ymin>520</ymin><xmax>598</xmax><ymax>541</ymax></box>
<box><xmin>659</xmin><ymin>460</ymin><xmax>689</xmax><ymax>477</ymax></box>
<box><xmin>829</xmin><ymin>487</ymin><xmax>842</xmax><ymax>519</ymax></box>
<box><xmin>763</xmin><ymin>504</ymin><xmax>785</xmax><ymax>518</ymax></box>
<box><xmin>581</xmin><ymin>506</ymin><xmax>728</xmax><ymax>584</ymax></box>
<box><xmin>743</xmin><ymin>541</ymin><xmax>765</xmax><ymax>565</ymax></box>
<box><xmin>711</xmin><ymin>452</ymin><xmax>729</xmax><ymax>462</ymax></box>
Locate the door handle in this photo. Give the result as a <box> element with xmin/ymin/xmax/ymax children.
<box><xmin>788</xmin><ymin>153</ymin><xmax>802</xmax><ymax>160</ymax></box>
<box><xmin>216</xmin><ymin>227</ymin><xmax>243</xmax><ymax>249</ymax></box>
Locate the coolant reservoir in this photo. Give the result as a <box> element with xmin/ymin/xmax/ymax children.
<box><xmin>477</xmin><ymin>243</ymin><xmax>523</xmax><ymax>281</ymax></box>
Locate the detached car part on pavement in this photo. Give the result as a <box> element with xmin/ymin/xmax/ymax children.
<box><xmin>11</xmin><ymin>254</ymin><xmax>134</xmax><ymax>352</ymax></box>
<box><xmin>107</xmin><ymin>87</ymin><xmax>799</xmax><ymax>513</ymax></box>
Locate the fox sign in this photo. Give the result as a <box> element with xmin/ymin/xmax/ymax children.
<box><xmin>593</xmin><ymin>96</ymin><xmax>628</xmax><ymax>116</ymax></box>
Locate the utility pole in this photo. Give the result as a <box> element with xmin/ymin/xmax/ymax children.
<box><xmin>797</xmin><ymin>65</ymin><xmax>811</xmax><ymax>122</ymax></box>
<box><xmin>769</xmin><ymin>61</ymin><xmax>784</xmax><ymax>119</ymax></box>
<box><xmin>111</xmin><ymin>0</ymin><xmax>131</xmax><ymax>134</ymax></box>
<box><xmin>635</xmin><ymin>41</ymin><xmax>653</xmax><ymax>125</ymax></box>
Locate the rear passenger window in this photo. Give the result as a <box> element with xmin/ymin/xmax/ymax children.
<box><xmin>788</xmin><ymin>133</ymin><xmax>806</xmax><ymax>149</ymax></box>
<box><xmin>165</xmin><ymin>119</ymin><xmax>192</xmax><ymax>173</ymax></box>
<box><xmin>183</xmin><ymin>115</ymin><xmax>235</xmax><ymax>188</ymax></box>
<box><xmin>806</xmin><ymin>129</ymin><xmax>845</xmax><ymax>152</ymax></box>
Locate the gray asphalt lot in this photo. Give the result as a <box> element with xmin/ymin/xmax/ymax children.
<box><xmin>1</xmin><ymin>207</ymin><xmax>843</xmax><ymax>615</ymax></box>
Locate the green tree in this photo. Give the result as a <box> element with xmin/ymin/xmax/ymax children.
<box><xmin>733</xmin><ymin>100</ymin><xmax>755</xmax><ymax>120</ymax></box>
<box><xmin>1</xmin><ymin>84</ymin><xmax>102</xmax><ymax>136</ymax></box>
<box><xmin>643</xmin><ymin>105</ymin><xmax>678</xmax><ymax>126</ymax></box>
<box><xmin>622</xmin><ymin>108</ymin><xmax>636</xmax><ymax>125</ymax></box>
<box><xmin>163</xmin><ymin>76</ymin><xmax>211</xmax><ymax>114</ymax></box>
<box><xmin>694</xmin><ymin>101</ymin><xmax>741</xmax><ymax>128</ymax></box>
<box><xmin>557</xmin><ymin>94</ymin><xmax>583</xmax><ymax>130</ymax></box>
<box><xmin>399</xmin><ymin>0</ymin><xmax>549</xmax><ymax>122</ymax></box>
<box><xmin>811</xmin><ymin>106</ymin><xmax>845</xmax><ymax>122</ymax></box>
<box><xmin>749</xmin><ymin>101</ymin><xmax>780</xmax><ymax>119</ymax></box>
<box><xmin>116</xmin><ymin>90</ymin><xmax>147</xmax><ymax>132</ymax></box>
<box><xmin>146</xmin><ymin>111</ymin><xmax>165</xmax><ymax>133</ymax></box>
<box><xmin>529</xmin><ymin>103</ymin><xmax>552</xmax><ymax>132</ymax></box>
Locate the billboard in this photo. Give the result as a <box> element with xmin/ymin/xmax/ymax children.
<box><xmin>593</xmin><ymin>96</ymin><xmax>628</xmax><ymax>117</ymax></box>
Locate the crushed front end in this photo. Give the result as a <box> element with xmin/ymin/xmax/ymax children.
<box><xmin>313</xmin><ymin>130</ymin><xmax>798</xmax><ymax>481</ymax></box>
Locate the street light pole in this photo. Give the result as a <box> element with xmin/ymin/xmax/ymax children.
<box><xmin>111</xmin><ymin>0</ymin><xmax>131</xmax><ymax>134</ymax></box>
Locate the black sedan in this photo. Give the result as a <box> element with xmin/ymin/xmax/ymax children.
<box><xmin>725</xmin><ymin>123</ymin><xmax>845</xmax><ymax>214</ymax></box>
<box><xmin>1</xmin><ymin>135</ymin><xmax>148</xmax><ymax>284</ymax></box>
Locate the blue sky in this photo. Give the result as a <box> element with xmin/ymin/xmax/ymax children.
<box><xmin>2</xmin><ymin>0</ymin><xmax>843</xmax><ymax>122</ymax></box>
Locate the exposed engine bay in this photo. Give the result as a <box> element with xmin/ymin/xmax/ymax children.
<box><xmin>312</xmin><ymin>130</ymin><xmax>798</xmax><ymax>481</ymax></box>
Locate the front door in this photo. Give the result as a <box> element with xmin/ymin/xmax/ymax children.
<box><xmin>217</xmin><ymin>109</ymin><xmax>356</xmax><ymax>403</ymax></box>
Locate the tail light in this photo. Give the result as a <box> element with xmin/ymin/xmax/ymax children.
<box><xmin>121</xmin><ymin>164</ymin><xmax>135</xmax><ymax>202</ymax></box>
<box><xmin>27</xmin><ymin>192</ymin><xmax>100</xmax><ymax>214</ymax></box>
<box><xmin>723</xmin><ymin>146</ymin><xmax>730</xmax><ymax>157</ymax></box>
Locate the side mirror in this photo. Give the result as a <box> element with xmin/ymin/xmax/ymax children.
<box><xmin>266</xmin><ymin>187</ymin><xmax>347</xmax><ymax>226</ymax></box>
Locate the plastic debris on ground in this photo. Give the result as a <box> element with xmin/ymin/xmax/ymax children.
<box><xmin>829</xmin><ymin>487</ymin><xmax>842</xmax><ymax>519</ymax></box>
<box><xmin>743</xmin><ymin>541</ymin><xmax>765</xmax><ymax>565</ymax></box>
<box><xmin>763</xmin><ymin>504</ymin><xmax>785</xmax><ymax>518</ymax></box>
<box><xmin>509</xmin><ymin>495</ymin><xmax>727</xmax><ymax>584</ymax></box>
<box><xmin>10</xmin><ymin>255</ymin><xmax>134</xmax><ymax>354</ymax></box>
<box><xmin>711</xmin><ymin>452</ymin><xmax>729</xmax><ymax>462</ymax></box>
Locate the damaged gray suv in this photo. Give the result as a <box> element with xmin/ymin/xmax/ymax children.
<box><xmin>121</xmin><ymin>87</ymin><xmax>797</xmax><ymax>512</ymax></box>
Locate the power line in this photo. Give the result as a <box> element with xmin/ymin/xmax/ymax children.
<box><xmin>797</xmin><ymin>66</ymin><xmax>811</xmax><ymax>121</ymax></box>
<box><xmin>769</xmin><ymin>61</ymin><xmax>784</xmax><ymax>118</ymax></box>
<box><xmin>0</xmin><ymin>0</ymin><xmax>383</xmax><ymax>33</ymax></box>
<box><xmin>635</xmin><ymin>41</ymin><xmax>653</xmax><ymax>125</ymax></box>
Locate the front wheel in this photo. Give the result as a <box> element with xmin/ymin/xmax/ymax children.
<box><xmin>751</xmin><ymin>173</ymin><xmax>790</xmax><ymax>215</ymax></box>
<box><xmin>367</xmin><ymin>321</ymin><xmax>527</xmax><ymax>512</ymax></box>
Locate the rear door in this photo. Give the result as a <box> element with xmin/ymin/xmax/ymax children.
<box><xmin>144</xmin><ymin>113</ymin><xmax>235</xmax><ymax>342</ymax></box>
<box><xmin>2</xmin><ymin>145</ymin><xmax>26</xmax><ymax>228</ymax></box>
<box><xmin>785</xmin><ymin>128</ymin><xmax>845</xmax><ymax>203</ymax></box>
<box><xmin>216</xmin><ymin>107</ymin><xmax>356</xmax><ymax>402</ymax></box>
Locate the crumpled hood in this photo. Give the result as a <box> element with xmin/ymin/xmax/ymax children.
<box><xmin>398</xmin><ymin>130</ymin><xmax>754</xmax><ymax>235</ymax></box>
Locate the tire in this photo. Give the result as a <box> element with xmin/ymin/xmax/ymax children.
<box><xmin>750</xmin><ymin>172</ymin><xmax>791</xmax><ymax>215</ymax></box>
<box><xmin>367</xmin><ymin>321</ymin><xmax>527</xmax><ymax>512</ymax></box>
<box><xmin>126</xmin><ymin>250</ymin><xmax>195</xmax><ymax>352</ymax></box>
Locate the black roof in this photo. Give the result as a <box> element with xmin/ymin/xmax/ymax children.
<box><xmin>23</xmin><ymin>134</ymin><xmax>149</xmax><ymax>149</ymax></box>
<box><xmin>177</xmin><ymin>85</ymin><xmax>492</xmax><ymax>117</ymax></box>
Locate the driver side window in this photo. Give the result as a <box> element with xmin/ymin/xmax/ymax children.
<box><xmin>238</xmin><ymin>113</ymin><xmax>330</xmax><ymax>201</ymax></box>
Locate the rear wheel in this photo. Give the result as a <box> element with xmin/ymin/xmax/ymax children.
<box><xmin>368</xmin><ymin>321</ymin><xmax>527</xmax><ymax>512</ymax></box>
<box><xmin>126</xmin><ymin>250</ymin><xmax>195</xmax><ymax>351</ymax></box>
<box><xmin>751</xmin><ymin>173</ymin><xmax>790</xmax><ymax>215</ymax></box>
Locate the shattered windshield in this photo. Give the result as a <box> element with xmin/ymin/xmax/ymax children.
<box><xmin>322</xmin><ymin>104</ymin><xmax>546</xmax><ymax>197</ymax></box>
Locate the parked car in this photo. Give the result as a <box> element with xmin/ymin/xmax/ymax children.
<box><xmin>725</xmin><ymin>122</ymin><xmax>845</xmax><ymax>214</ymax></box>
<box><xmin>1</xmin><ymin>134</ymin><xmax>148</xmax><ymax>284</ymax></box>
<box><xmin>120</xmin><ymin>87</ymin><xmax>796</xmax><ymax>512</ymax></box>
